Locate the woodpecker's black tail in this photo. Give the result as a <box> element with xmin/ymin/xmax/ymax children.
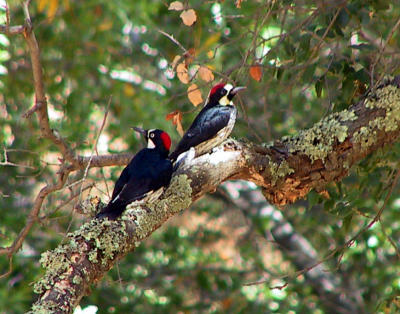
<box><xmin>95</xmin><ymin>202</ymin><xmax>126</xmax><ymax>220</ymax></box>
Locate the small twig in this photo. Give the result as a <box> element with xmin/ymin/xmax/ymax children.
<box><xmin>370</xmin><ymin>17</ymin><xmax>400</xmax><ymax>87</ymax></box>
<box><xmin>244</xmin><ymin>168</ymin><xmax>400</xmax><ymax>287</ymax></box>
<box><xmin>157</xmin><ymin>28</ymin><xmax>188</xmax><ymax>53</ymax></box>
<box><xmin>80</xmin><ymin>96</ymin><xmax>112</xmax><ymax>199</ymax></box>
<box><xmin>0</xmin><ymin>257</ymin><xmax>13</xmax><ymax>279</ymax></box>
<box><xmin>42</xmin><ymin>183</ymin><xmax>95</xmax><ymax>218</ymax></box>
<box><xmin>1</xmin><ymin>147</ymin><xmax>35</xmax><ymax>169</ymax></box>
<box><xmin>0</xmin><ymin>24</ymin><xmax>25</xmax><ymax>35</ymax></box>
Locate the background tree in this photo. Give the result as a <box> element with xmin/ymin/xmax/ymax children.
<box><xmin>0</xmin><ymin>0</ymin><xmax>399</xmax><ymax>313</ymax></box>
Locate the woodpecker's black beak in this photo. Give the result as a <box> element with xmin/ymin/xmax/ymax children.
<box><xmin>228</xmin><ymin>86</ymin><xmax>246</xmax><ymax>100</ymax></box>
<box><xmin>132</xmin><ymin>126</ymin><xmax>147</xmax><ymax>136</ymax></box>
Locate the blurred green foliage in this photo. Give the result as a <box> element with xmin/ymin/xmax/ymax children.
<box><xmin>0</xmin><ymin>0</ymin><xmax>399</xmax><ymax>313</ymax></box>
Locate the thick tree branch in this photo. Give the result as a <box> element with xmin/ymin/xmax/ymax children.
<box><xmin>31</xmin><ymin>77</ymin><xmax>400</xmax><ymax>312</ymax></box>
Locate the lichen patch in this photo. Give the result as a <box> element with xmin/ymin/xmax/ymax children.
<box><xmin>353</xmin><ymin>83</ymin><xmax>400</xmax><ymax>151</ymax></box>
<box><xmin>282</xmin><ymin>110</ymin><xmax>357</xmax><ymax>163</ymax></box>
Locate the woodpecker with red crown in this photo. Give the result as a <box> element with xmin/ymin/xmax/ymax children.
<box><xmin>169</xmin><ymin>83</ymin><xmax>245</xmax><ymax>162</ymax></box>
<box><xmin>96</xmin><ymin>127</ymin><xmax>173</xmax><ymax>220</ymax></box>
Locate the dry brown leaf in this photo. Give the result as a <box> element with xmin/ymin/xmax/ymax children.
<box><xmin>166</xmin><ymin>110</ymin><xmax>184</xmax><ymax>137</ymax></box>
<box><xmin>168</xmin><ymin>1</ymin><xmax>184</xmax><ymax>11</ymax></box>
<box><xmin>175</xmin><ymin>117</ymin><xmax>184</xmax><ymax>137</ymax></box>
<box><xmin>183</xmin><ymin>48</ymin><xmax>196</xmax><ymax>66</ymax></box>
<box><xmin>235</xmin><ymin>0</ymin><xmax>243</xmax><ymax>8</ymax></box>
<box><xmin>180</xmin><ymin>9</ymin><xmax>197</xmax><ymax>26</ymax></box>
<box><xmin>198</xmin><ymin>66</ymin><xmax>214</xmax><ymax>82</ymax></box>
<box><xmin>176</xmin><ymin>63</ymin><xmax>190</xmax><ymax>84</ymax></box>
<box><xmin>187</xmin><ymin>84</ymin><xmax>203</xmax><ymax>106</ymax></box>
<box><xmin>250</xmin><ymin>65</ymin><xmax>262</xmax><ymax>82</ymax></box>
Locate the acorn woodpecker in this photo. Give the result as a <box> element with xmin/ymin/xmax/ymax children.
<box><xmin>96</xmin><ymin>128</ymin><xmax>173</xmax><ymax>220</ymax></box>
<box><xmin>169</xmin><ymin>83</ymin><xmax>245</xmax><ymax>162</ymax></box>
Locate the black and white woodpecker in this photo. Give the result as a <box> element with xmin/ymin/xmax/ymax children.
<box><xmin>96</xmin><ymin>128</ymin><xmax>173</xmax><ymax>220</ymax></box>
<box><xmin>168</xmin><ymin>83</ymin><xmax>245</xmax><ymax>162</ymax></box>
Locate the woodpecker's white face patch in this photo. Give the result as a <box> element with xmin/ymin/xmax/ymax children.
<box><xmin>219</xmin><ymin>84</ymin><xmax>234</xmax><ymax>106</ymax></box>
<box><xmin>147</xmin><ymin>129</ymin><xmax>156</xmax><ymax>149</ymax></box>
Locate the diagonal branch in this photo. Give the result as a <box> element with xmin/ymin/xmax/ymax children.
<box><xmin>32</xmin><ymin>77</ymin><xmax>400</xmax><ymax>313</ymax></box>
<box><xmin>220</xmin><ymin>183</ymin><xmax>365</xmax><ymax>313</ymax></box>
<box><xmin>20</xmin><ymin>0</ymin><xmax>77</xmax><ymax>164</ymax></box>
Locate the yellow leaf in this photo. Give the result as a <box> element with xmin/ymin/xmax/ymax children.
<box><xmin>198</xmin><ymin>66</ymin><xmax>214</xmax><ymax>82</ymax></box>
<box><xmin>202</xmin><ymin>33</ymin><xmax>221</xmax><ymax>51</ymax></box>
<box><xmin>63</xmin><ymin>0</ymin><xmax>70</xmax><ymax>10</ymax></box>
<box><xmin>98</xmin><ymin>20</ymin><xmax>113</xmax><ymax>31</ymax></box>
<box><xmin>123</xmin><ymin>84</ymin><xmax>135</xmax><ymax>97</ymax></box>
<box><xmin>180</xmin><ymin>9</ymin><xmax>197</xmax><ymax>26</ymax></box>
<box><xmin>47</xmin><ymin>0</ymin><xmax>58</xmax><ymax>22</ymax></box>
<box><xmin>207</xmin><ymin>50</ymin><xmax>214</xmax><ymax>59</ymax></box>
<box><xmin>176</xmin><ymin>63</ymin><xmax>190</xmax><ymax>84</ymax></box>
<box><xmin>187</xmin><ymin>84</ymin><xmax>203</xmax><ymax>106</ymax></box>
<box><xmin>250</xmin><ymin>65</ymin><xmax>262</xmax><ymax>82</ymax></box>
<box><xmin>38</xmin><ymin>0</ymin><xmax>48</xmax><ymax>12</ymax></box>
<box><xmin>168</xmin><ymin>1</ymin><xmax>184</xmax><ymax>11</ymax></box>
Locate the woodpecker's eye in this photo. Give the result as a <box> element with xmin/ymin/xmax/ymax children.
<box><xmin>150</xmin><ymin>133</ymin><xmax>155</xmax><ymax>138</ymax></box>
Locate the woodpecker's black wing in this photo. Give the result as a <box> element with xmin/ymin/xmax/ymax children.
<box><xmin>169</xmin><ymin>105</ymin><xmax>233</xmax><ymax>161</ymax></box>
<box><xmin>96</xmin><ymin>149</ymin><xmax>173</xmax><ymax>219</ymax></box>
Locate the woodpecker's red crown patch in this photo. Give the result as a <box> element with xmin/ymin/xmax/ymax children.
<box><xmin>210</xmin><ymin>83</ymin><xmax>226</xmax><ymax>97</ymax></box>
<box><xmin>161</xmin><ymin>132</ymin><xmax>171</xmax><ymax>151</ymax></box>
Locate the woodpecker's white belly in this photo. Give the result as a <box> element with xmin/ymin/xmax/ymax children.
<box><xmin>194</xmin><ymin>106</ymin><xmax>237</xmax><ymax>157</ymax></box>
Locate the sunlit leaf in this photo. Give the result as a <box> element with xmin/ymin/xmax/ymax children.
<box><xmin>187</xmin><ymin>84</ymin><xmax>203</xmax><ymax>106</ymax></box>
<box><xmin>176</xmin><ymin>63</ymin><xmax>190</xmax><ymax>84</ymax></box>
<box><xmin>168</xmin><ymin>1</ymin><xmax>184</xmax><ymax>11</ymax></box>
<box><xmin>37</xmin><ymin>0</ymin><xmax>59</xmax><ymax>21</ymax></box>
<box><xmin>38</xmin><ymin>0</ymin><xmax>48</xmax><ymax>12</ymax></box>
<box><xmin>98</xmin><ymin>20</ymin><xmax>113</xmax><ymax>31</ymax></box>
<box><xmin>48</xmin><ymin>0</ymin><xmax>58</xmax><ymax>21</ymax></box>
<box><xmin>249</xmin><ymin>65</ymin><xmax>262</xmax><ymax>81</ymax></box>
<box><xmin>180</xmin><ymin>9</ymin><xmax>197</xmax><ymax>26</ymax></box>
<box><xmin>123</xmin><ymin>84</ymin><xmax>135</xmax><ymax>97</ymax></box>
<box><xmin>63</xmin><ymin>0</ymin><xmax>70</xmax><ymax>10</ymax></box>
<box><xmin>202</xmin><ymin>33</ymin><xmax>221</xmax><ymax>51</ymax></box>
<box><xmin>198</xmin><ymin>66</ymin><xmax>214</xmax><ymax>82</ymax></box>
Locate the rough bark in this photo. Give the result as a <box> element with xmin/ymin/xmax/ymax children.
<box><xmin>31</xmin><ymin>77</ymin><xmax>400</xmax><ymax>313</ymax></box>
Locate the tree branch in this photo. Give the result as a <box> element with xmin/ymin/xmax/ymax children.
<box><xmin>31</xmin><ymin>77</ymin><xmax>400</xmax><ymax>312</ymax></box>
<box><xmin>220</xmin><ymin>183</ymin><xmax>364</xmax><ymax>313</ymax></box>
